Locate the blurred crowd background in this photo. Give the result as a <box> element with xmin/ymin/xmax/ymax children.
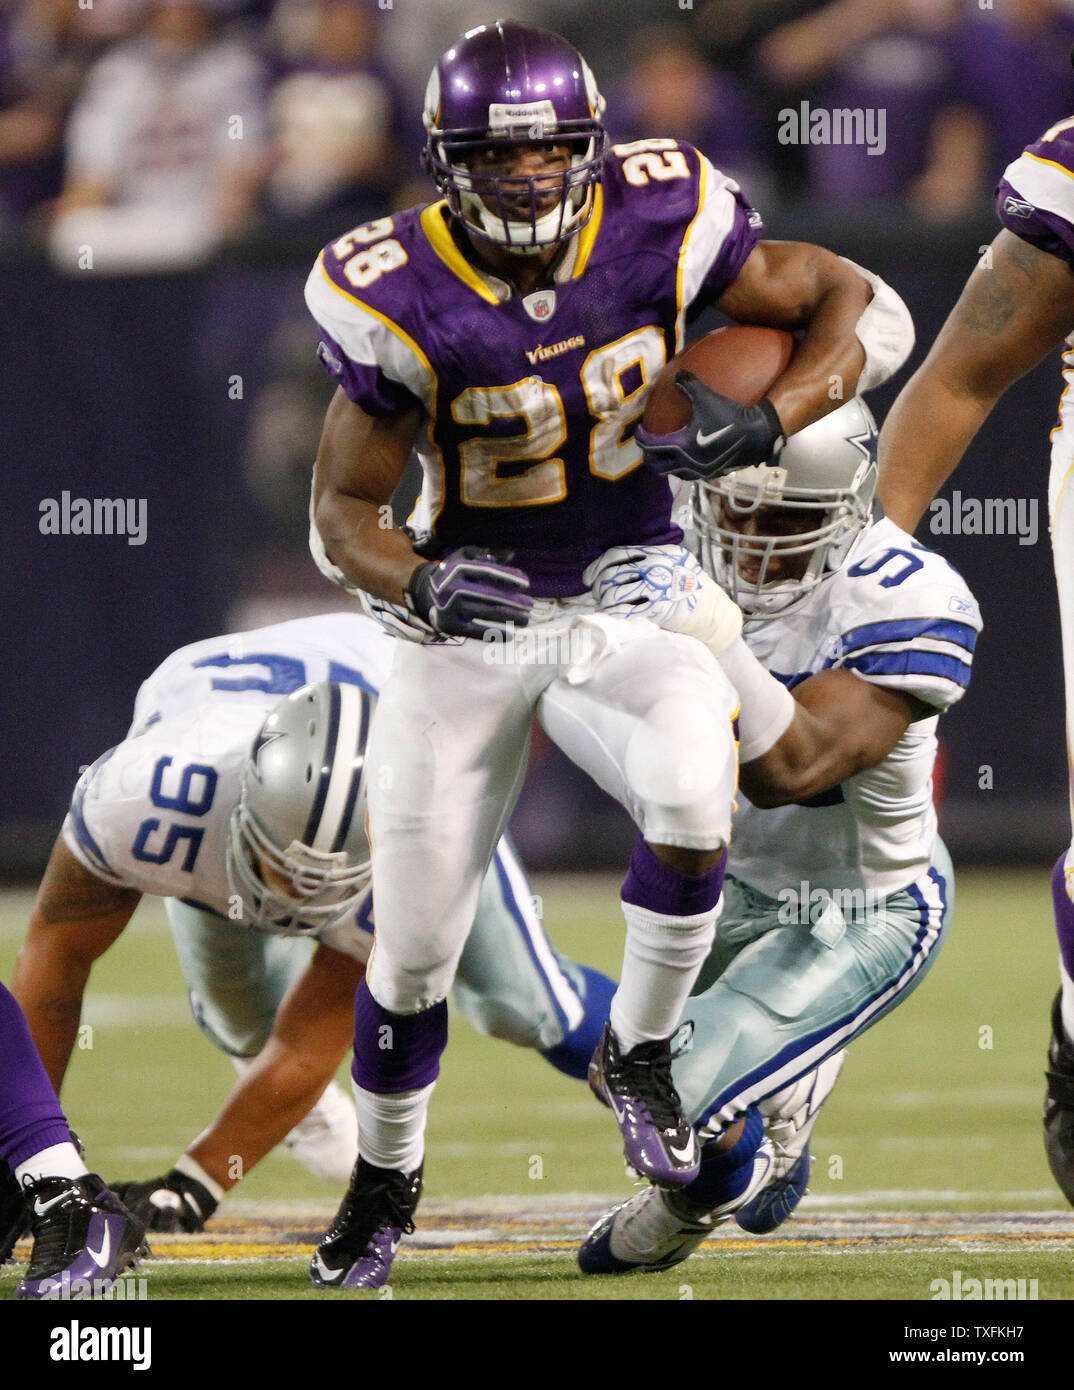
<box><xmin>6</xmin><ymin>0</ymin><xmax>1074</xmax><ymax>252</ymax></box>
<box><xmin>3</xmin><ymin>0</ymin><xmax>1071</xmax><ymax>874</ymax></box>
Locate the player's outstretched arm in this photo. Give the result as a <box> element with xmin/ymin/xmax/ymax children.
<box><xmin>312</xmin><ymin>386</ymin><xmax>426</xmax><ymax>604</ymax></box>
<box><xmin>879</xmin><ymin>230</ymin><xmax>1074</xmax><ymax>533</ymax></box>
<box><xmin>736</xmin><ymin>668</ymin><xmax>925</xmax><ymax>809</ymax></box>
<box><xmin>12</xmin><ymin>837</ymin><xmax>141</xmax><ymax>1091</ymax></box>
<box><xmin>182</xmin><ymin>943</ymin><xmax>361</xmax><ymax>1192</ymax></box>
<box><xmin>716</xmin><ymin>241</ymin><xmax>872</xmax><ymax>437</ymax></box>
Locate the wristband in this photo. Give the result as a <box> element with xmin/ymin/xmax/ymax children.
<box><xmin>716</xmin><ymin>637</ymin><xmax>796</xmax><ymax>762</ymax></box>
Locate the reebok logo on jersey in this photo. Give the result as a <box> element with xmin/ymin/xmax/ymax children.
<box><xmin>525</xmin><ymin>335</ymin><xmax>585</xmax><ymax>364</ymax></box>
<box><xmin>1002</xmin><ymin>196</ymin><xmax>1035</xmax><ymax>218</ymax></box>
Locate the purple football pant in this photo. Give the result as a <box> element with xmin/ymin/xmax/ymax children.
<box><xmin>0</xmin><ymin>982</ymin><xmax>71</xmax><ymax>1169</ymax></box>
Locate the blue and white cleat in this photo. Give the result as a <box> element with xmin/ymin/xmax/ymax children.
<box><xmin>14</xmin><ymin>1174</ymin><xmax>148</xmax><ymax>1300</ymax></box>
<box><xmin>310</xmin><ymin>1158</ymin><xmax>422</xmax><ymax>1290</ymax></box>
<box><xmin>588</xmin><ymin>1023</ymin><xmax>700</xmax><ymax>1188</ymax></box>
<box><xmin>578</xmin><ymin>1140</ymin><xmax>774</xmax><ymax>1275</ymax></box>
<box><xmin>735</xmin><ymin>1050</ymin><xmax>846</xmax><ymax>1235</ymax></box>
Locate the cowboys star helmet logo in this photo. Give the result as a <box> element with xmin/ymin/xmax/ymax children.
<box><xmin>523</xmin><ymin>289</ymin><xmax>556</xmax><ymax>322</ymax></box>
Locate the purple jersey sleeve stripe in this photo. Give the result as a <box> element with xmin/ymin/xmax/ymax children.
<box><xmin>996</xmin><ymin>174</ymin><xmax>1074</xmax><ymax>272</ymax></box>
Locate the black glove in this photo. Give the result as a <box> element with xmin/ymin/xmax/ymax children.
<box><xmin>405</xmin><ymin>546</ymin><xmax>533</xmax><ymax>640</ymax></box>
<box><xmin>111</xmin><ymin>1167</ymin><xmax>218</xmax><ymax>1234</ymax></box>
<box><xmin>636</xmin><ymin>371</ymin><xmax>784</xmax><ymax>480</ymax></box>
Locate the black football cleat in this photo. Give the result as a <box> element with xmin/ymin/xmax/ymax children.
<box><xmin>1044</xmin><ymin>991</ymin><xmax>1074</xmax><ymax>1206</ymax></box>
<box><xmin>310</xmin><ymin>1157</ymin><xmax>422</xmax><ymax>1290</ymax></box>
<box><xmin>0</xmin><ymin>1159</ymin><xmax>26</xmax><ymax>1265</ymax></box>
<box><xmin>14</xmin><ymin>1174</ymin><xmax>148</xmax><ymax>1300</ymax></box>
<box><xmin>589</xmin><ymin>1023</ymin><xmax>700</xmax><ymax>1187</ymax></box>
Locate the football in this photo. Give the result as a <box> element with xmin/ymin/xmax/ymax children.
<box><xmin>642</xmin><ymin>325</ymin><xmax>796</xmax><ymax>435</ymax></box>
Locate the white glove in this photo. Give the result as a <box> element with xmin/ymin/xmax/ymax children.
<box><xmin>358</xmin><ymin>589</ymin><xmax>440</xmax><ymax>644</ymax></box>
<box><xmin>585</xmin><ymin>544</ymin><xmax>743</xmax><ymax>655</ymax></box>
<box><xmin>585</xmin><ymin>544</ymin><xmax>706</xmax><ymax>624</ymax></box>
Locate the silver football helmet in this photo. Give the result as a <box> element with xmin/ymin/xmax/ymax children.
<box><xmin>227</xmin><ymin>681</ymin><xmax>375</xmax><ymax>936</ymax></box>
<box><xmin>692</xmin><ymin>397</ymin><xmax>879</xmax><ymax>620</ymax></box>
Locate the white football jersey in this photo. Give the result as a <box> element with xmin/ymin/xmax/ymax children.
<box><xmin>729</xmin><ymin>516</ymin><xmax>981</xmax><ymax>899</ymax></box>
<box><xmin>62</xmin><ymin>613</ymin><xmax>395</xmax><ymax>961</ymax></box>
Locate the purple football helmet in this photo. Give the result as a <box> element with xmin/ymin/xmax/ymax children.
<box><xmin>423</xmin><ymin>19</ymin><xmax>607</xmax><ymax>255</ymax></box>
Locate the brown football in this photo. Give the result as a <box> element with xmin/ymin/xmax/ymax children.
<box><xmin>642</xmin><ymin>325</ymin><xmax>796</xmax><ymax>434</ymax></box>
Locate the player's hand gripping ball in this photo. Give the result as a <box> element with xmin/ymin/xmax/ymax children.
<box><xmin>636</xmin><ymin>372</ymin><xmax>784</xmax><ymax>480</ymax></box>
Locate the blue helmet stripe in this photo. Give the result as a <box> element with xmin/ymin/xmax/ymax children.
<box><xmin>332</xmin><ymin>689</ymin><xmax>371</xmax><ymax>853</ymax></box>
<box><xmin>303</xmin><ymin>682</ymin><xmax>341</xmax><ymax>846</ymax></box>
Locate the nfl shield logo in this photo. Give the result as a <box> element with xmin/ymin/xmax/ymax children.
<box><xmin>523</xmin><ymin>289</ymin><xmax>556</xmax><ymax>322</ymax></box>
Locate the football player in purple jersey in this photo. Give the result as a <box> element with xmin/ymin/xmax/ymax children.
<box><xmin>877</xmin><ymin>105</ymin><xmax>1074</xmax><ymax>1209</ymax></box>
<box><xmin>306</xmin><ymin>18</ymin><xmax>914</xmax><ymax>1288</ymax></box>
<box><xmin>0</xmin><ymin>981</ymin><xmax>146</xmax><ymax>1299</ymax></box>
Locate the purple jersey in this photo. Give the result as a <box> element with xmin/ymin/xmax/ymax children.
<box><xmin>995</xmin><ymin>117</ymin><xmax>1074</xmax><ymax>272</ymax></box>
<box><xmin>305</xmin><ymin>140</ymin><xmax>761</xmax><ymax>597</ymax></box>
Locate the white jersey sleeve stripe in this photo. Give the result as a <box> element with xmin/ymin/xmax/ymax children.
<box><xmin>304</xmin><ymin>256</ymin><xmax>435</xmax><ymax>410</ymax></box>
<box><xmin>675</xmin><ymin>155</ymin><xmax>745</xmax><ymax>346</ymax></box>
<box><xmin>1002</xmin><ymin>152</ymin><xmax>1074</xmax><ymax>231</ymax></box>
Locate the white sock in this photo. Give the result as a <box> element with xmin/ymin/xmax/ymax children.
<box><xmin>351</xmin><ymin>1080</ymin><xmax>434</xmax><ymax>1173</ymax></box>
<box><xmin>609</xmin><ymin>901</ymin><xmax>718</xmax><ymax>1051</ymax></box>
<box><xmin>15</xmin><ymin>1142</ymin><xmax>89</xmax><ymax>1186</ymax></box>
<box><xmin>1060</xmin><ymin>955</ymin><xmax>1074</xmax><ymax>1043</ymax></box>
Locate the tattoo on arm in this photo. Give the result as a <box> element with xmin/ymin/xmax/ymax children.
<box><xmin>958</xmin><ymin>268</ymin><xmax>1017</xmax><ymax>337</ymax></box>
<box><xmin>36</xmin><ymin>847</ymin><xmax>139</xmax><ymax>924</ymax></box>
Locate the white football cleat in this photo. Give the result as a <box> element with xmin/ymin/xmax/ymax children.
<box><xmin>578</xmin><ymin>1138</ymin><xmax>774</xmax><ymax>1274</ymax></box>
<box><xmin>735</xmin><ymin>1050</ymin><xmax>847</xmax><ymax>1234</ymax></box>
<box><xmin>230</xmin><ymin>1056</ymin><xmax>359</xmax><ymax>1185</ymax></box>
<box><xmin>282</xmin><ymin>1080</ymin><xmax>359</xmax><ymax>1184</ymax></box>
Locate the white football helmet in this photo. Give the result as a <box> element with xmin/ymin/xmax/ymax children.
<box><xmin>692</xmin><ymin>397</ymin><xmax>879</xmax><ymax>620</ymax></box>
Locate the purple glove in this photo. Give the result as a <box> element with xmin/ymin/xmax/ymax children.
<box><xmin>405</xmin><ymin>547</ymin><xmax>533</xmax><ymax>639</ymax></box>
<box><xmin>636</xmin><ymin>371</ymin><xmax>784</xmax><ymax>480</ymax></box>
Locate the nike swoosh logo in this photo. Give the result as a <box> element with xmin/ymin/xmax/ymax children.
<box><xmin>695</xmin><ymin>425</ymin><xmax>735</xmax><ymax>448</ymax></box>
<box><xmin>33</xmin><ymin>1190</ymin><xmax>73</xmax><ymax>1217</ymax></box>
<box><xmin>87</xmin><ymin>1227</ymin><xmax>112</xmax><ymax>1269</ymax></box>
<box><xmin>311</xmin><ymin>1251</ymin><xmax>341</xmax><ymax>1282</ymax></box>
<box><xmin>389</xmin><ymin>1238</ymin><xmax>400</xmax><ymax>1254</ymax></box>
<box><xmin>669</xmin><ymin>1137</ymin><xmax>698</xmax><ymax>1163</ymax></box>
<box><xmin>607</xmin><ymin>1094</ymin><xmax>629</xmax><ymax>1124</ymax></box>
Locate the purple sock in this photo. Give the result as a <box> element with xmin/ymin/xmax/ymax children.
<box><xmin>351</xmin><ymin>983</ymin><xmax>448</xmax><ymax>1094</ymax></box>
<box><xmin>0</xmin><ymin>983</ymin><xmax>71</xmax><ymax>1169</ymax></box>
<box><xmin>1052</xmin><ymin>854</ymin><xmax>1074</xmax><ymax>980</ymax></box>
<box><xmin>622</xmin><ymin>837</ymin><xmax>726</xmax><ymax>918</ymax></box>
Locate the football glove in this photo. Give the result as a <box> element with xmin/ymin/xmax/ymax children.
<box><xmin>406</xmin><ymin>546</ymin><xmax>533</xmax><ymax>640</ymax></box>
<box><xmin>636</xmin><ymin>372</ymin><xmax>784</xmax><ymax>481</ymax></box>
<box><xmin>111</xmin><ymin>1168</ymin><xmax>218</xmax><ymax>1234</ymax></box>
<box><xmin>584</xmin><ymin>544</ymin><xmax>705</xmax><ymax>627</ymax></box>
